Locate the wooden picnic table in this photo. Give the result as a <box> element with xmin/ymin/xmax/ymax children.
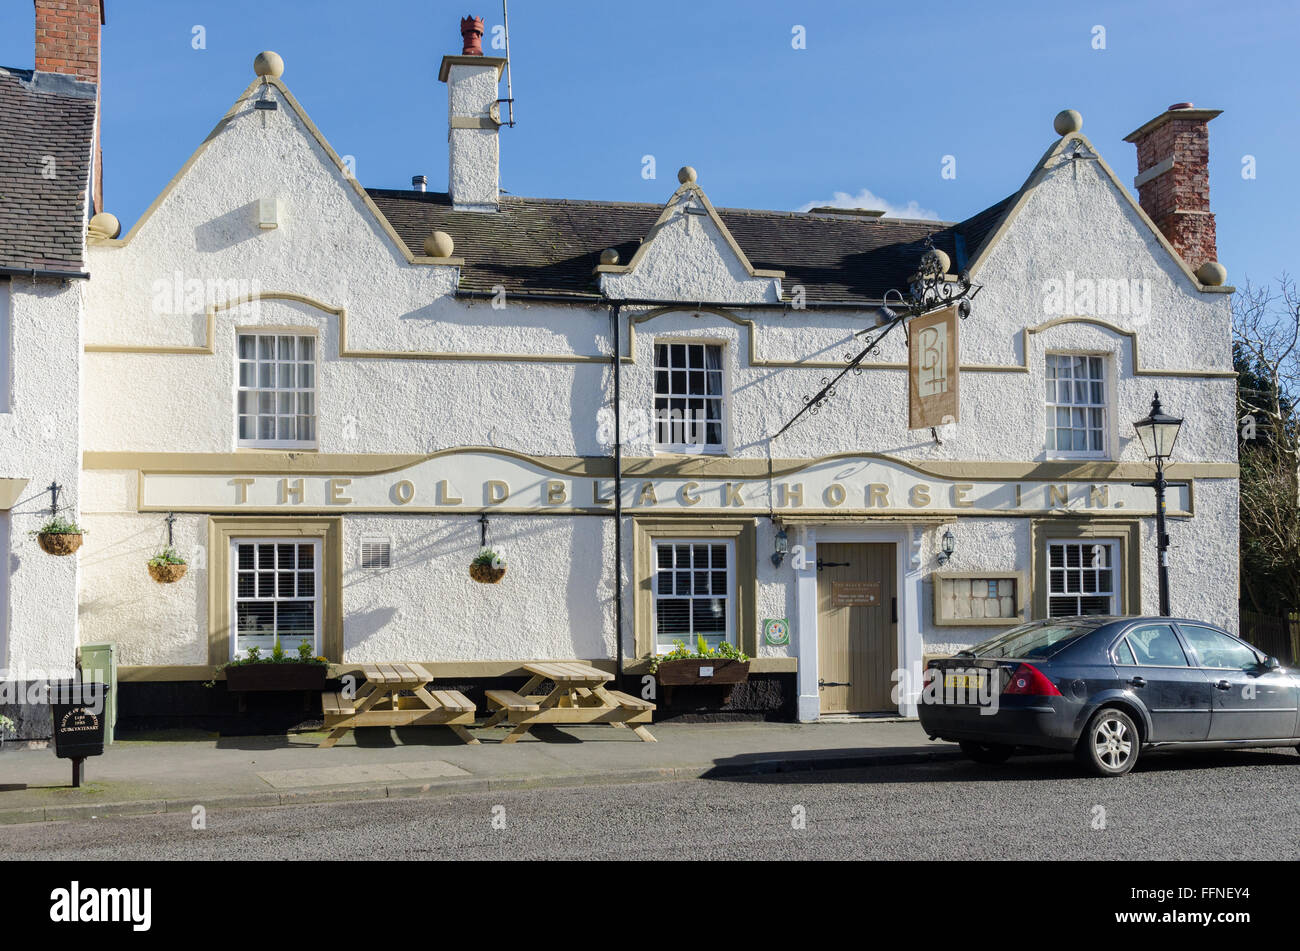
<box><xmin>483</xmin><ymin>661</ymin><xmax>656</xmax><ymax>744</ymax></box>
<box><xmin>318</xmin><ymin>662</ymin><xmax>479</xmax><ymax>748</ymax></box>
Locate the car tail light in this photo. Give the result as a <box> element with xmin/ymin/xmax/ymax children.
<box><xmin>1002</xmin><ymin>663</ymin><xmax>1062</xmax><ymax>696</ymax></box>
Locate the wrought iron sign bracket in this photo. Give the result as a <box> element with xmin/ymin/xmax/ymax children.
<box><xmin>774</xmin><ymin>236</ymin><xmax>982</xmax><ymax>438</ymax></box>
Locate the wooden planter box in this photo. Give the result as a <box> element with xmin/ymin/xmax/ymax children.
<box><xmin>38</xmin><ymin>532</ymin><xmax>83</xmax><ymax>556</ymax></box>
<box><xmin>654</xmin><ymin>658</ymin><xmax>750</xmax><ymax>704</ymax></box>
<box><xmin>148</xmin><ymin>562</ymin><xmax>188</xmax><ymax>584</ymax></box>
<box><xmin>469</xmin><ymin>562</ymin><xmax>507</xmax><ymax>584</ymax></box>
<box><xmin>656</xmin><ymin>658</ymin><xmax>750</xmax><ymax>685</ymax></box>
<box><xmin>224</xmin><ymin>663</ymin><xmax>328</xmax><ymax>692</ymax></box>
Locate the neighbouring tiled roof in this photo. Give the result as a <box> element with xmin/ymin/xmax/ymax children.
<box><xmin>367</xmin><ymin>188</ymin><xmax>1017</xmax><ymax>303</ymax></box>
<box><xmin>0</xmin><ymin>67</ymin><xmax>96</xmax><ymax>273</ymax></box>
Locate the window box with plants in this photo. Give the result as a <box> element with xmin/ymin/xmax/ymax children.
<box><xmin>216</xmin><ymin>641</ymin><xmax>329</xmax><ymax>692</ymax></box>
<box><xmin>147</xmin><ymin>547</ymin><xmax>188</xmax><ymax>584</ymax></box>
<box><xmin>650</xmin><ymin>637</ymin><xmax>750</xmax><ymax>702</ymax></box>
<box><xmin>32</xmin><ymin>517</ymin><xmax>85</xmax><ymax>556</ymax></box>
<box><xmin>469</xmin><ymin>547</ymin><xmax>507</xmax><ymax>584</ymax></box>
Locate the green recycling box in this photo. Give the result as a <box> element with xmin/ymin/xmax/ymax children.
<box><xmin>77</xmin><ymin>643</ymin><xmax>117</xmax><ymax>744</ymax></box>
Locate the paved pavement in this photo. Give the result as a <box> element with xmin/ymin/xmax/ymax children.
<box><xmin>4</xmin><ymin>747</ymin><xmax>1297</xmax><ymax>860</ymax></box>
<box><xmin>0</xmin><ymin>719</ymin><xmax>958</xmax><ymax>824</ymax></box>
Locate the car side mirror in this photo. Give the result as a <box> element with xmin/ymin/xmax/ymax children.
<box><xmin>1261</xmin><ymin>656</ymin><xmax>1281</xmax><ymax>671</ymax></box>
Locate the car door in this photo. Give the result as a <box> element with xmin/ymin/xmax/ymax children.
<box><xmin>1177</xmin><ymin>623</ymin><xmax>1300</xmax><ymax>740</ymax></box>
<box><xmin>1113</xmin><ymin>622</ymin><xmax>1213</xmax><ymax>742</ymax></box>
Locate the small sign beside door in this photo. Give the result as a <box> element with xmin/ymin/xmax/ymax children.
<box><xmin>832</xmin><ymin>581</ymin><xmax>881</xmax><ymax>607</ymax></box>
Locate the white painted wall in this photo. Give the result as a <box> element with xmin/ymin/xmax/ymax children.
<box><xmin>74</xmin><ymin>68</ymin><xmax>1238</xmax><ymax>709</ymax></box>
<box><xmin>0</xmin><ymin>278</ymin><xmax>82</xmax><ymax>679</ymax></box>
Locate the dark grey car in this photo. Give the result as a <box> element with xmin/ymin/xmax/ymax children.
<box><xmin>916</xmin><ymin>616</ymin><xmax>1300</xmax><ymax>776</ymax></box>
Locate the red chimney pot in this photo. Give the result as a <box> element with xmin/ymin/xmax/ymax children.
<box><xmin>460</xmin><ymin>16</ymin><xmax>485</xmax><ymax>55</ymax></box>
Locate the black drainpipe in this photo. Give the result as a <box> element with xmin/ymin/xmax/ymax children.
<box><xmin>610</xmin><ymin>303</ymin><xmax>624</xmax><ymax>686</ymax></box>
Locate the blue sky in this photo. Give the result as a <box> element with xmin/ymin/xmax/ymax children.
<box><xmin>3</xmin><ymin>0</ymin><xmax>1296</xmax><ymax>288</ymax></box>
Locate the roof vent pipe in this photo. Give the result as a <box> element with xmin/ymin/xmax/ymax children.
<box><xmin>412</xmin><ymin>175</ymin><xmax>428</xmax><ymax>192</ymax></box>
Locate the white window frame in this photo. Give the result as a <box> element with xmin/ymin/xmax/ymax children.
<box><xmin>650</xmin><ymin>537</ymin><xmax>737</xmax><ymax>654</ymax></box>
<box><xmin>1045</xmin><ymin>352</ymin><xmax>1108</xmax><ymax>459</ymax></box>
<box><xmin>236</xmin><ymin>330</ymin><xmax>318</xmax><ymax>450</ymax></box>
<box><xmin>1046</xmin><ymin>538</ymin><xmax>1119</xmax><ymax>617</ymax></box>
<box><xmin>652</xmin><ymin>339</ymin><xmax>727</xmax><ymax>454</ymax></box>
<box><xmin>229</xmin><ymin>537</ymin><xmax>322</xmax><ymax>659</ymax></box>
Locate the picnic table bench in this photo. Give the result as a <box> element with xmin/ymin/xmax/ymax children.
<box><xmin>484</xmin><ymin>661</ymin><xmax>656</xmax><ymax>744</ymax></box>
<box><xmin>319</xmin><ymin>662</ymin><xmax>478</xmax><ymax>748</ymax></box>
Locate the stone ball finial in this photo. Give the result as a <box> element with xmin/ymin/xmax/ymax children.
<box><xmin>922</xmin><ymin>247</ymin><xmax>951</xmax><ymax>275</ymax></box>
<box><xmin>254</xmin><ymin>51</ymin><xmax>285</xmax><ymax>78</ymax></box>
<box><xmin>88</xmin><ymin>212</ymin><xmax>121</xmax><ymax>240</ymax></box>
<box><xmin>424</xmin><ymin>230</ymin><xmax>455</xmax><ymax>258</ymax></box>
<box><xmin>1195</xmin><ymin>261</ymin><xmax>1228</xmax><ymax>286</ymax></box>
<box><xmin>677</xmin><ymin>166</ymin><xmax>698</xmax><ymax>185</ymax></box>
<box><xmin>1053</xmin><ymin>109</ymin><xmax>1083</xmax><ymax>136</ymax></box>
<box><xmin>599</xmin><ymin>248</ymin><xmax>620</xmax><ymax>266</ymax></box>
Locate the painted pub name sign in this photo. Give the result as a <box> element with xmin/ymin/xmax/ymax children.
<box><xmin>136</xmin><ymin>451</ymin><xmax>1192</xmax><ymax>517</ymax></box>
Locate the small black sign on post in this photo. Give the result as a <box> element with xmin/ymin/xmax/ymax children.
<box><xmin>49</xmin><ymin>682</ymin><xmax>110</xmax><ymax>788</ymax></box>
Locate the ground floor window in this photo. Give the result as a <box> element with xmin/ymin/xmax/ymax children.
<box><xmin>1047</xmin><ymin>539</ymin><xmax>1118</xmax><ymax>616</ymax></box>
<box><xmin>652</xmin><ymin>539</ymin><xmax>734</xmax><ymax>653</ymax></box>
<box><xmin>231</xmin><ymin>538</ymin><xmax>321</xmax><ymax>657</ymax></box>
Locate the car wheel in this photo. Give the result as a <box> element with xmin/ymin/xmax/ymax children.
<box><xmin>958</xmin><ymin>741</ymin><xmax>1015</xmax><ymax>764</ymax></box>
<box><xmin>1077</xmin><ymin>708</ymin><xmax>1140</xmax><ymax>777</ymax></box>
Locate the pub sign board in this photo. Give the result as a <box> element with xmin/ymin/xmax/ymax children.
<box><xmin>908</xmin><ymin>304</ymin><xmax>960</xmax><ymax>430</ymax></box>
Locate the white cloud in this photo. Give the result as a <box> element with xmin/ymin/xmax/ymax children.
<box><xmin>796</xmin><ymin>188</ymin><xmax>941</xmax><ymax>220</ymax></box>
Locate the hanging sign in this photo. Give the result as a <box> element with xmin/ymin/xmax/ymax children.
<box><xmin>908</xmin><ymin>304</ymin><xmax>960</xmax><ymax>430</ymax></box>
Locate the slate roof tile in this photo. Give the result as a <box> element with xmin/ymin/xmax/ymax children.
<box><xmin>0</xmin><ymin>66</ymin><xmax>96</xmax><ymax>273</ymax></box>
<box><xmin>367</xmin><ymin>188</ymin><xmax>1016</xmax><ymax>303</ymax></box>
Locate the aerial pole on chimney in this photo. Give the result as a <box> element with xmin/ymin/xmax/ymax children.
<box><xmin>500</xmin><ymin>0</ymin><xmax>516</xmax><ymax>126</ymax></box>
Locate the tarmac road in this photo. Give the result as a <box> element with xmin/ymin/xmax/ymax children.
<box><xmin>3</xmin><ymin>748</ymin><xmax>1298</xmax><ymax>860</ymax></box>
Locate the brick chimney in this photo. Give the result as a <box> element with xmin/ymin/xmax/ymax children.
<box><xmin>438</xmin><ymin>15</ymin><xmax>506</xmax><ymax>212</ymax></box>
<box><xmin>34</xmin><ymin>0</ymin><xmax>105</xmax><ymax>213</ymax></box>
<box><xmin>1123</xmin><ymin>102</ymin><xmax>1222</xmax><ymax>274</ymax></box>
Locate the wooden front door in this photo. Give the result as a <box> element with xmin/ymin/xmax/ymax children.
<box><xmin>816</xmin><ymin>542</ymin><xmax>898</xmax><ymax>714</ymax></box>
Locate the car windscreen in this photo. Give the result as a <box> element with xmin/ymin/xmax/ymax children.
<box><xmin>968</xmin><ymin>621</ymin><xmax>1097</xmax><ymax>660</ymax></box>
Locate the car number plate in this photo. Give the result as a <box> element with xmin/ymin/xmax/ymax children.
<box><xmin>943</xmin><ymin>673</ymin><xmax>986</xmax><ymax>690</ymax></box>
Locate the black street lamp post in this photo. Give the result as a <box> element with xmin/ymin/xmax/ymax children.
<box><xmin>1131</xmin><ymin>392</ymin><xmax>1184</xmax><ymax>617</ymax></box>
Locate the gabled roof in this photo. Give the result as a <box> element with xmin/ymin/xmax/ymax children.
<box><xmin>368</xmin><ymin>188</ymin><xmax>1009</xmax><ymax>303</ymax></box>
<box><xmin>0</xmin><ymin>67</ymin><xmax>96</xmax><ymax>273</ymax></box>
<box><xmin>962</xmin><ymin>132</ymin><xmax>1232</xmax><ymax>294</ymax></box>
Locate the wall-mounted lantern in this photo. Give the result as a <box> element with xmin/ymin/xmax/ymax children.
<box><xmin>937</xmin><ymin>527</ymin><xmax>956</xmax><ymax>565</ymax></box>
<box><xmin>771</xmin><ymin>526</ymin><xmax>790</xmax><ymax>567</ymax></box>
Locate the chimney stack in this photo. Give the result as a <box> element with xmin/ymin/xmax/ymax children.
<box><xmin>1124</xmin><ymin>102</ymin><xmax>1222</xmax><ymax>275</ymax></box>
<box><xmin>438</xmin><ymin>15</ymin><xmax>506</xmax><ymax>212</ymax></box>
<box><xmin>34</xmin><ymin>0</ymin><xmax>105</xmax><ymax>213</ymax></box>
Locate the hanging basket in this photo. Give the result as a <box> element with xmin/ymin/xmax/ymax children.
<box><xmin>148</xmin><ymin>562</ymin><xmax>188</xmax><ymax>584</ymax></box>
<box><xmin>37</xmin><ymin>532</ymin><xmax>83</xmax><ymax>556</ymax></box>
<box><xmin>469</xmin><ymin>562</ymin><xmax>507</xmax><ymax>584</ymax></box>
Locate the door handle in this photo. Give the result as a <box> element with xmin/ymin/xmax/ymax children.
<box><xmin>1127</xmin><ymin>676</ymin><xmax>1146</xmax><ymax>688</ymax></box>
<box><xmin>818</xmin><ymin>679</ymin><xmax>850</xmax><ymax>689</ymax></box>
<box><xmin>1215</xmin><ymin>679</ymin><xmax>1232</xmax><ymax>691</ymax></box>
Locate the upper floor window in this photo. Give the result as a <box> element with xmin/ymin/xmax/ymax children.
<box><xmin>1045</xmin><ymin>353</ymin><xmax>1106</xmax><ymax>457</ymax></box>
<box><xmin>237</xmin><ymin>332</ymin><xmax>316</xmax><ymax>448</ymax></box>
<box><xmin>654</xmin><ymin>342</ymin><xmax>723</xmax><ymax>452</ymax></box>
